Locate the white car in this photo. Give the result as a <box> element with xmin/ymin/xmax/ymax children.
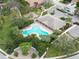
<box><xmin>64</xmin><ymin>3</ymin><xmax>76</xmax><ymax>15</ymax></box>
<box><xmin>56</xmin><ymin>2</ymin><xmax>76</xmax><ymax>15</ymax></box>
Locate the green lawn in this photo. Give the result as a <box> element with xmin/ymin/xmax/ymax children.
<box><xmin>45</xmin><ymin>47</ymin><xmax>64</xmax><ymax>57</ymax></box>
<box><xmin>0</xmin><ymin>16</ymin><xmax>12</xmax><ymax>43</ymax></box>
<box><xmin>0</xmin><ymin>14</ymin><xmax>33</xmax><ymax>53</ymax></box>
<box><xmin>0</xmin><ymin>16</ymin><xmax>17</xmax><ymax>52</ymax></box>
<box><xmin>31</xmin><ymin>8</ymin><xmax>42</xmax><ymax>15</ymax></box>
<box><xmin>43</xmin><ymin>2</ymin><xmax>53</xmax><ymax>9</ymax></box>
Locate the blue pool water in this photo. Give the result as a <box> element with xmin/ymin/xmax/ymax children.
<box><xmin>22</xmin><ymin>25</ymin><xmax>48</xmax><ymax>37</ymax></box>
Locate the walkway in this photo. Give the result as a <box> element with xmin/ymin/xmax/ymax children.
<box><xmin>72</xmin><ymin>15</ymin><xmax>79</xmax><ymax>23</ymax></box>
<box><xmin>11</xmin><ymin>47</ymin><xmax>39</xmax><ymax>59</ymax></box>
<box><xmin>66</xmin><ymin>54</ymin><xmax>79</xmax><ymax>59</ymax></box>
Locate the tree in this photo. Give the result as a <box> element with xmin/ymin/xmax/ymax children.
<box><xmin>24</xmin><ymin>34</ymin><xmax>50</xmax><ymax>57</ymax></box>
<box><xmin>32</xmin><ymin>53</ymin><xmax>37</xmax><ymax>58</ymax></box>
<box><xmin>16</xmin><ymin>0</ymin><xmax>31</xmax><ymax>15</ymax></box>
<box><xmin>13</xmin><ymin>18</ymin><xmax>33</xmax><ymax>29</ymax></box>
<box><xmin>33</xmin><ymin>41</ymin><xmax>49</xmax><ymax>57</ymax></box>
<box><xmin>43</xmin><ymin>2</ymin><xmax>53</xmax><ymax>9</ymax></box>
<box><xmin>60</xmin><ymin>23</ymin><xmax>72</xmax><ymax>31</ymax></box>
<box><xmin>50</xmin><ymin>30</ymin><xmax>62</xmax><ymax>42</ymax></box>
<box><xmin>5</xmin><ymin>26</ymin><xmax>20</xmax><ymax>54</ymax></box>
<box><xmin>1</xmin><ymin>6</ymin><xmax>11</xmax><ymax>16</ymax></box>
<box><xmin>60</xmin><ymin>0</ymin><xmax>72</xmax><ymax>3</ymax></box>
<box><xmin>17</xmin><ymin>0</ymin><xmax>29</xmax><ymax>6</ymax></box>
<box><xmin>19</xmin><ymin>42</ymin><xmax>32</xmax><ymax>55</ymax></box>
<box><xmin>76</xmin><ymin>2</ymin><xmax>79</xmax><ymax>7</ymax></box>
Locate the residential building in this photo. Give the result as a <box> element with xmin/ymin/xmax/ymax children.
<box><xmin>67</xmin><ymin>24</ymin><xmax>79</xmax><ymax>38</ymax></box>
<box><xmin>36</xmin><ymin>14</ymin><xmax>66</xmax><ymax>30</ymax></box>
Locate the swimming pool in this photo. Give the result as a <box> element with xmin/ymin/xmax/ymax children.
<box><xmin>22</xmin><ymin>24</ymin><xmax>48</xmax><ymax>37</ymax></box>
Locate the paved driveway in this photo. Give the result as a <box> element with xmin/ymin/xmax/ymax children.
<box><xmin>0</xmin><ymin>53</ymin><xmax>8</xmax><ymax>59</ymax></box>
<box><xmin>66</xmin><ymin>54</ymin><xmax>79</xmax><ymax>59</ymax></box>
<box><xmin>72</xmin><ymin>15</ymin><xmax>79</xmax><ymax>23</ymax></box>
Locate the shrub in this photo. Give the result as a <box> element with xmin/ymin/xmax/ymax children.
<box><xmin>14</xmin><ymin>51</ymin><xmax>18</xmax><ymax>57</ymax></box>
<box><xmin>43</xmin><ymin>2</ymin><xmax>53</xmax><ymax>9</ymax></box>
<box><xmin>40</xmin><ymin>35</ymin><xmax>51</xmax><ymax>42</ymax></box>
<box><xmin>19</xmin><ymin>42</ymin><xmax>32</xmax><ymax>55</ymax></box>
<box><xmin>17</xmin><ymin>0</ymin><xmax>30</xmax><ymax>15</ymax></box>
<box><xmin>60</xmin><ymin>23</ymin><xmax>72</xmax><ymax>31</ymax></box>
<box><xmin>53</xmin><ymin>30</ymin><xmax>62</xmax><ymax>35</ymax></box>
<box><xmin>50</xmin><ymin>30</ymin><xmax>62</xmax><ymax>42</ymax></box>
<box><xmin>13</xmin><ymin>18</ymin><xmax>33</xmax><ymax>29</ymax></box>
<box><xmin>76</xmin><ymin>2</ymin><xmax>79</xmax><ymax>8</ymax></box>
<box><xmin>60</xmin><ymin>17</ymin><xmax>66</xmax><ymax>20</ymax></box>
<box><xmin>33</xmin><ymin>41</ymin><xmax>49</xmax><ymax>57</ymax></box>
<box><xmin>60</xmin><ymin>17</ymin><xmax>72</xmax><ymax>22</ymax></box>
<box><xmin>31</xmin><ymin>7</ymin><xmax>42</xmax><ymax>15</ymax></box>
<box><xmin>1</xmin><ymin>6</ymin><xmax>11</xmax><ymax>16</ymax></box>
<box><xmin>32</xmin><ymin>53</ymin><xmax>37</xmax><ymax>58</ymax></box>
<box><xmin>66</xmin><ymin>17</ymin><xmax>72</xmax><ymax>23</ymax></box>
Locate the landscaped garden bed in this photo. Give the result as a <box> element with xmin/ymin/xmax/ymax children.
<box><xmin>60</xmin><ymin>0</ymin><xmax>72</xmax><ymax>4</ymax></box>
<box><xmin>45</xmin><ymin>33</ymin><xmax>79</xmax><ymax>58</ymax></box>
<box><xmin>31</xmin><ymin>7</ymin><xmax>42</xmax><ymax>15</ymax></box>
<box><xmin>43</xmin><ymin>2</ymin><xmax>53</xmax><ymax>9</ymax></box>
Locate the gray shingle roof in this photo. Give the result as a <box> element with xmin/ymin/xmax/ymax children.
<box><xmin>37</xmin><ymin>14</ymin><xmax>66</xmax><ymax>30</ymax></box>
<box><xmin>68</xmin><ymin>25</ymin><xmax>79</xmax><ymax>38</ymax></box>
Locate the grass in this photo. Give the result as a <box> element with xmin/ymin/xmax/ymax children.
<box><xmin>43</xmin><ymin>2</ymin><xmax>53</xmax><ymax>9</ymax></box>
<box><xmin>10</xmin><ymin>8</ymin><xmax>21</xmax><ymax>18</ymax></box>
<box><xmin>0</xmin><ymin>9</ymin><xmax>33</xmax><ymax>53</ymax></box>
<box><xmin>31</xmin><ymin>7</ymin><xmax>42</xmax><ymax>15</ymax></box>
<box><xmin>45</xmin><ymin>47</ymin><xmax>64</xmax><ymax>57</ymax></box>
<box><xmin>20</xmin><ymin>42</ymin><xmax>32</xmax><ymax>55</ymax></box>
<box><xmin>0</xmin><ymin>16</ymin><xmax>17</xmax><ymax>52</ymax></box>
<box><xmin>42</xmin><ymin>11</ymin><xmax>47</xmax><ymax>16</ymax></box>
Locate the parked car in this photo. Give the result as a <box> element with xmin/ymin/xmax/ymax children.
<box><xmin>65</xmin><ymin>3</ymin><xmax>76</xmax><ymax>15</ymax></box>
<box><xmin>56</xmin><ymin>2</ymin><xmax>76</xmax><ymax>16</ymax></box>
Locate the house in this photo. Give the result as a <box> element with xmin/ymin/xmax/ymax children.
<box><xmin>36</xmin><ymin>14</ymin><xmax>66</xmax><ymax>30</ymax></box>
<box><xmin>25</xmin><ymin>0</ymin><xmax>46</xmax><ymax>7</ymax></box>
<box><xmin>67</xmin><ymin>24</ymin><xmax>79</xmax><ymax>38</ymax></box>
